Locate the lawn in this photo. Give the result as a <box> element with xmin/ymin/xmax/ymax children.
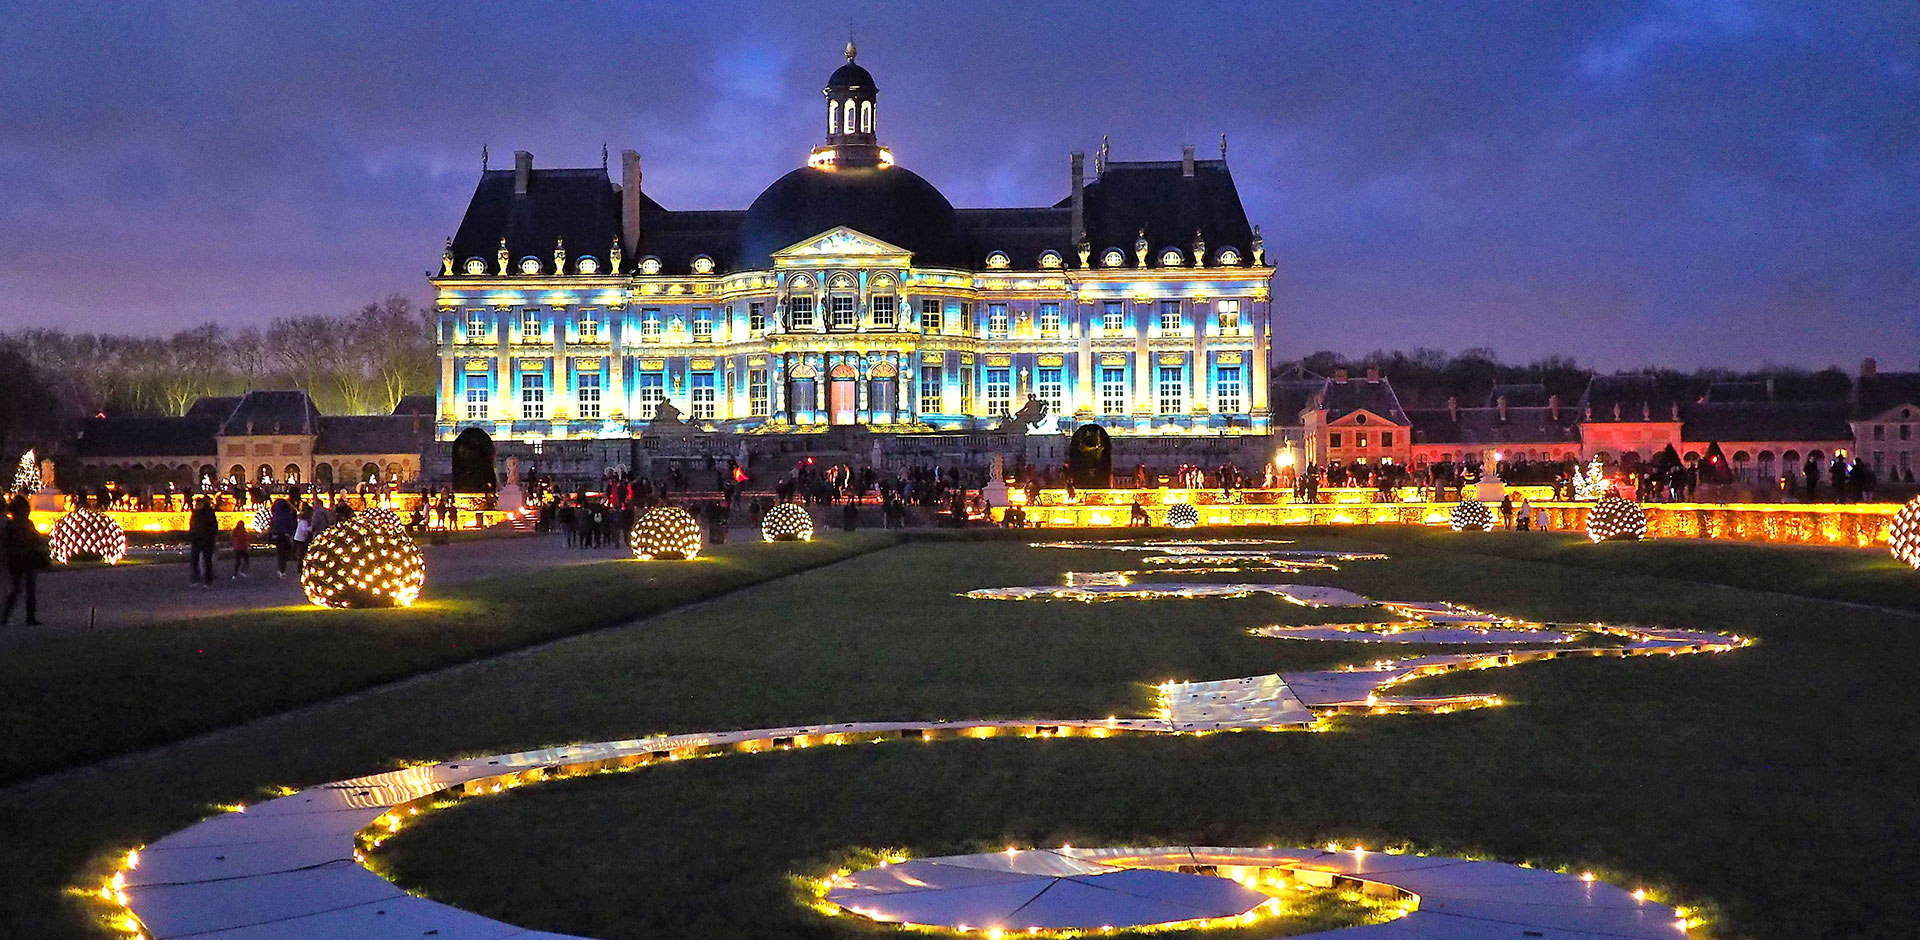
<box><xmin>0</xmin><ymin>531</ymin><xmax>900</xmax><ymax>783</ymax></box>
<box><xmin>4</xmin><ymin>528</ymin><xmax>1916</xmax><ymax>939</ymax></box>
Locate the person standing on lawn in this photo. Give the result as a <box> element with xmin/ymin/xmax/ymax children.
<box><xmin>230</xmin><ymin>519</ymin><xmax>251</xmax><ymax>579</ymax></box>
<box><xmin>188</xmin><ymin>495</ymin><xmax>218</xmax><ymax>587</ymax></box>
<box><xmin>1</xmin><ymin>494</ymin><xmax>45</xmax><ymax>625</ymax></box>
<box><xmin>268</xmin><ymin>496</ymin><xmax>296</xmax><ymax>578</ymax></box>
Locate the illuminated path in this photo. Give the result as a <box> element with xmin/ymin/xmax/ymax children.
<box><xmin>109</xmin><ymin>540</ymin><xmax>1732</xmax><ymax>939</ymax></box>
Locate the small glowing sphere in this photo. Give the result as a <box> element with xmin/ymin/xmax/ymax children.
<box><xmin>1586</xmin><ymin>494</ymin><xmax>1647</xmax><ymax>543</ymax></box>
<box><xmin>250</xmin><ymin>504</ymin><xmax>273</xmax><ymax>534</ymax></box>
<box><xmin>1166</xmin><ymin>504</ymin><xmax>1199</xmax><ymax>529</ymax></box>
<box><xmin>630</xmin><ymin>506</ymin><xmax>703</xmax><ymax>560</ymax></box>
<box><xmin>761</xmin><ymin>502</ymin><xmax>814</xmax><ymax>542</ymax></box>
<box><xmin>1890</xmin><ymin>496</ymin><xmax>1920</xmax><ymax>570</ymax></box>
<box><xmin>49</xmin><ymin>509</ymin><xmax>127</xmax><ymax>564</ymax></box>
<box><xmin>299</xmin><ymin>515</ymin><xmax>426</xmax><ymax>608</ymax></box>
<box><xmin>1450</xmin><ymin>500</ymin><xmax>1494</xmax><ymax>532</ymax></box>
<box><xmin>356</xmin><ymin>506</ymin><xmax>405</xmax><ymax>532</ymax></box>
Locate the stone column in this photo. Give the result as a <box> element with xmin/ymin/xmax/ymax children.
<box><xmin>551</xmin><ymin>305</ymin><xmax>569</xmax><ymax>421</ymax></box>
<box><xmin>773</xmin><ymin>354</ymin><xmax>788</xmax><ymax>421</ymax></box>
<box><xmin>607</xmin><ymin>305</ymin><xmax>627</xmax><ymax>420</ymax></box>
<box><xmin>438</xmin><ymin>321</ymin><xmax>456</xmax><ymax>421</ymax></box>
<box><xmin>1134</xmin><ymin>301</ymin><xmax>1151</xmax><ymax>416</ymax></box>
<box><xmin>493</xmin><ymin>306</ymin><xmax>512</xmax><ymax>422</ymax></box>
<box><xmin>1076</xmin><ymin>300</ymin><xmax>1094</xmax><ymax>414</ymax></box>
<box><xmin>1251</xmin><ymin>295</ymin><xmax>1271</xmax><ymax>416</ymax></box>
<box><xmin>1192</xmin><ymin>300</ymin><xmax>1209</xmax><ymax>413</ymax></box>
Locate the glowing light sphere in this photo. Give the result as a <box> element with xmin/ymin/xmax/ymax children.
<box><xmin>250</xmin><ymin>505</ymin><xmax>273</xmax><ymax>534</ymax></box>
<box><xmin>630</xmin><ymin>506</ymin><xmax>703</xmax><ymax>560</ymax></box>
<box><xmin>1166</xmin><ymin>503</ymin><xmax>1199</xmax><ymax>529</ymax></box>
<box><xmin>761</xmin><ymin>502</ymin><xmax>814</xmax><ymax>542</ymax></box>
<box><xmin>1890</xmin><ymin>496</ymin><xmax>1920</xmax><ymax>570</ymax></box>
<box><xmin>49</xmin><ymin>509</ymin><xmax>127</xmax><ymax>564</ymax></box>
<box><xmin>1450</xmin><ymin>500</ymin><xmax>1494</xmax><ymax>532</ymax></box>
<box><xmin>356</xmin><ymin>505</ymin><xmax>405</xmax><ymax>532</ymax></box>
<box><xmin>1586</xmin><ymin>493</ymin><xmax>1647</xmax><ymax>543</ymax></box>
<box><xmin>299</xmin><ymin>515</ymin><xmax>426</xmax><ymax>608</ymax></box>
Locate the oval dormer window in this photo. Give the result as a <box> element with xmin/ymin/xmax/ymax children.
<box><xmin>576</xmin><ymin>256</ymin><xmax>599</xmax><ymax>275</ymax></box>
<box><xmin>518</xmin><ymin>257</ymin><xmax>542</xmax><ymax>275</ymax></box>
<box><xmin>464</xmin><ymin>258</ymin><xmax>487</xmax><ymax>275</ymax></box>
<box><xmin>1038</xmin><ymin>251</ymin><xmax>1062</xmax><ymax>269</ymax></box>
<box><xmin>692</xmin><ymin>255</ymin><xmax>714</xmax><ymax>274</ymax></box>
<box><xmin>1160</xmin><ymin>249</ymin><xmax>1183</xmax><ymax>266</ymax></box>
<box><xmin>640</xmin><ymin>256</ymin><xmax>662</xmax><ymax>275</ymax></box>
<box><xmin>985</xmin><ymin>251</ymin><xmax>1010</xmax><ymax>269</ymax></box>
<box><xmin>1102</xmin><ymin>249</ymin><xmax>1125</xmax><ymax>268</ymax></box>
<box><xmin>1217</xmin><ymin>248</ymin><xmax>1240</xmax><ymax>266</ymax></box>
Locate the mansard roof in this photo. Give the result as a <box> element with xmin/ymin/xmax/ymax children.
<box><xmin>958</xmin><ymin>207</ymin><xmax>1073</xmax><ymax>270</ymax></box>
<box><xmin>220</xmin><ymin>390</ymin><xmax>322</xmax><ymax>437</ymax></box>
<box><xmin>1680</xmin><ymin>401</ymin><xmax>1852</xmax><ymax>443</ymax></box>
<box><xmin>1407</xmin><ymin>406</ymin><xmax>1581</xmax><ymax>447</ymax></box>
<box><xmin>315</xmin><ymin>415</ymin><xmax>434</xmax><ymax>456</ymax></box>
<box><xmin>1853</xmin><ymin>372</ymin><xmax>1920</xmax><ymax>419</ymax></box>
<box><xmin>1483</xmin><ymin>383</ymin><xmax>1551</xmax><ymax>408</ymax></box>
<box><xmin>1578</xmin><ymin>374</ymin><xmax>1679</xmax><ymax>422</ymax></box>
<box><xmin>1312</xmin><ymin>376</ymin><xmax>1409</xmax><ymax>425</ymax></box>
<box><xmin>72</xmin><ymin>416</ymin><xmax>221</xmax><ymax>459</ymax></box>
<box><xmin>1068</xmin><ymin>159</ymin><xmax>1255</xmax><ymax>262</ymax></box>
<box><xmin>448</xmin><ymin>167</ymin><xmax>630</xmax><ymax>274</ymax></box>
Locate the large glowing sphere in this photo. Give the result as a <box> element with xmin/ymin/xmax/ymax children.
<box><xmin>1586</xmin><ymin>494</ymin><xmax>1647</xmax><ymax>543</ymax></box>
<box><xmin>631</xmin><ymin>506</ymin><xmax>704</xmax><ymax>560</ymax></box>
<box><xmin>761</xmin><ymin>502</ymin><xmax>814</xmax><ymax>542</ymax></box>
<box><xmin>299</xmin><ymin>515</ymin><xmax>426</xmax><ymax>608</ymax></box>
<box><xmin>356</xmin><ymin>505</ymin><xmax>405</xmax><ymax>532</ymax></box>
<box><xmin>49</xmin><ymin>509</ymin><xmax>127</xmax><ymax>564</ymax></box>
<box><xmin>1450</xmin><ymin>500</ymin><xmax>1494</xmax><ymax>532</ymax></box>
<box><xmin>1891</xmin><ymin>496</ymin><xmax>1920</xmax><ymax>570</ymax></box>
<box><xmin>1166</xmin><ymin>503</ymin><xmax>1199</xmax><ymax>529</ymax></box>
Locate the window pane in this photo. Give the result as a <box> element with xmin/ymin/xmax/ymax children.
<box><xmin>919</xmin><ymin>366</ymin><xmax>943</xmax><ymax>413</ymax></box>
<box><xmin>1100</xmin><ymin>366</ymin><xmax>1127</xmax><ymax>414</ymax></box>
<box><xmin>1158</xmin><ymin>365</ymin><xmax>1183</xmax><ymax>414</ymax></box>
<box><xmin>985</xmin><ymin>368</ymin><xmax>1011</xmax><ymax>416</ymax></box>
<box><xmin>920</xmin><ymin>299</ymin><xmax>942</xmax><ymax>332</ymax></box>
<box><xmin>872</xmin><ymin>295</ymin><xmax>896</xmax><ymax>326</ymax></box>
<box><xmin>1037</xmin><ymin>367</ymin><xmax>1063</xmax><ymax>416</ymax></box>
<box><xmin>790</xmin><ymin>296</ymin><xmax>815</xmax><ymax>328</ymax></box>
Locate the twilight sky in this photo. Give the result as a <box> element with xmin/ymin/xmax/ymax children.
<box><xmin>1</xmin><ymin>0</ymin><xmax>1915</xmax><ymax>371</ymax></box>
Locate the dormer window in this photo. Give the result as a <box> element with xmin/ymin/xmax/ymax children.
<box><xmin>1038</xmin><ymin>251</ymin><xmax>1062</xmax><ymax>269</ymax></box>
<box><xmin>640</xmin><ymin>256</ymin><xmax>662</xmax><ymax>275</ymax></box>
<box><xmin>518</xmin><ymin>257</ymin><xmax>542</xmax><ymax>275</ymax></box>
<box><xmin>692</xmin><ymin>255</ymin><xmax>715</xmax><ymax>274</ymax></box>
<box><xmin>1102</xmin><ymin>249</ymin><xmax>1125</xmax><ymax>268</ymax></box>
<box><xmin>577</xmin><ymin>256</ymin><xmax>599</xmax><ymax>275</ymax></box>
<box><xmin>985</xmin><ymin>251</ymin><xmax>1010</xmax><ymax>269</ymax></box>
<box><xmin>1217</xmin><ymin>248</ymin><xmax>1240</xmax><ymax>266</ymax></box>
<box><xmin>1160</xmin><ymin>249</ymin><xmax>1183</xmax><ymax>267</ymax></box>
<box><xmin>463</xmin><ymin>258</ymin><xmax>486</xmax><ymax>275</ymax></box>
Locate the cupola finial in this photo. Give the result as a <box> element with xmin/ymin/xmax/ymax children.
<box><xmin>846</xmin><ymin>36</ymin><xmax>857</xmax><ymax>61</ymax></box>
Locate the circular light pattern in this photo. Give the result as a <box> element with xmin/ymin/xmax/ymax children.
<box><xmin>299</xmin><ymin>514</ymin><xmax>426</xmax><ymax>608</ymax></box>
<box><xmin>1166</xmin><ymin>503</ymin><xmax>1199</xmax><ymax>529</ymax></box>
<box><xmin>1586</xmin><ymin>494</ymin><xmax>1647</xmax><ymax>543</ymax></box>
<box><xmin>49</xmin><ymin>509</ymin><xmax>127</xmax><ymax>565</ymax></box>
<box><xmin>250</xmin><ymin>504</ymin><xmax>273</xmax><ymax>534</ymax></box>
<box><xmin>630</xmin><ymin>506</ymin><xmax>703</xmax><ymax>560</ymax></box>
<box><xmin>1449</xmin><ymin>500</ymin><xmax>1493</xmax><ymax>532</ymax></box>
<box><xmin>761</xmin><ymin>502</ymin><xmax>814</xmax><ymax>542</ymax></box>
<box><xmin>1890</xmin><ymin>496</ymin><xmax>1920</xmax><ymax>570</ymax></box>
<box><xmin>356</xmin><ymin>505</ymin><xmax>405</xmax><ymax>532</ymax></box>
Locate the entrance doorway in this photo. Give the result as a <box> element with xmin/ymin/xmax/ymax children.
<box><xmin>830</xmin><ymin>378</ymin><xmax>858</xmax><ymax>424</ymax></box>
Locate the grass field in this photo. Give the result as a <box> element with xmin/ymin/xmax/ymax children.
<box><xmin>5</xmin><ymin>527</ymin><xmax>1916</xmax><ymax>939</ymax></box>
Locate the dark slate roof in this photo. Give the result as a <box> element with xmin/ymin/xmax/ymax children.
<box><xmin>448</xmin><ymin>167</ymin><xmax>630</xmax><ymax>275</ymax></box>
<box><xmin>1270</xmin><ymin>366</ymin><xmax>1326</xmax><ymax>425</ymax></box>
<box><xmin>391</xmin><ymin>395</ymin><xmax>435</xmax><ymax>417</ymax></box>
<box><xmin>220</xmin><ymin>390</ymin><xmax>321</xmax><ymax>437</ymax></box>
<box><xmin>1068</xmin><ymin>159</ymin><xmax>1255</xmax><ymax>266</ymax></box>
<box><xmin>72</xmin><ymin>416</ymin><xmax>220</xmax><ymax>459</ymax></box>
<box><xmin>828</xmin><ymin>61</ymin><xmax>876</xmax><ymax>89</ymax></box>
<box><xmin>1407</xmin><ymin>407</ymin><xmax>1581</xmax><ymax>447</ymax></box>
<box><xmin>1680</xmin><ymin>402</ymin><xmax>1852</xmax><ymax>443</ymax></box>
<box><xmin>1578</xmin><ymin>374</ymin><xmax>1679</xmax><ymax>422</ymax></box>
<box><xmin>1854</xmin><ymin>372</ymin><xmax>1920</xmax><ymax>419</ymax></box>
<box><xmin>315</xmin><ymin>416</ymin><xmax>434</xmax><ymax>456</ymax></box>
<box><xmin>1701</xmin><ymin>381</ymin><xmax>1771</xmax><ymax>403</ymax></box>
<box><xmin>959</xmin><ymin>207</ymin><xmax>1073</xmax><ymax>270</ymax></box>
<box><xmin>1313</xmin><ymin>377</ymin><xmax>1409</xmax><ymax>425</ymax></box>
<box><xmin>1483</xmin><ymin>383</ymin><xmax>1551</xmax><ymax>408</ymax></box>
<box><xmin>637</xmin><ymin>208</ymin><xmax>743</xmax><ymax>274</ymax></box>
<box><xmin>738</xmin><ymin>164</ymin><xmax>967</xmax><ymax>270</ymax></box>
<box><xmin>183</xmin><ymin>395</ymin><xmax>243</xmax><ymax>419</ymax></box>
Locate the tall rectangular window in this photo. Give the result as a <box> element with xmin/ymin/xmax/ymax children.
<box><xmin>693</xmin><ymin>308</ymin><xmax>713</xmax><ymax>342</ymax></box>
<box><xmin>520</xmin><ymin>372</ymin><xmax>545</xmax><ymax>420</ymax></box>
<box><xmin>1159</xmin><ymin>301</ymin><xmax>1181</xmax><ymax>332</ymax></box>
<box><xmin>830</xmin><ymin>295</ymin><xmax>857</xmax><ymax>329</ymax></box>
<box><xmin>464</xmin><ymin>383</ymin><xmax>489</xmax><ymax>420</ymax></box>
<box><xmin>638</xmin><ymin>372</ymin><xmax>665</xmax><ymax>419</ymax></box>
<box><xmin>920</xmin><ymin>366</ymin><xmax>943</xmax><ymax>413</ymax></box>
<box><xmin>641</xmin><ymin>309</ymin><xmax>662</xmax><ymax>340</ymax></box>
<box><xmin>749</xmin><ymin>302</ymin><xmax>767</xmax><ymax>334</ymax></box>
<box><xmin>1100</xmin><ymin>366</ymin><xmax>1127</xmax><ymax>414</ymax></box>
<box><xmin>522</xmin><ymin>309</ymin><xmax>545</xmax><ymax>340</ymax></box>
<box><xmin>1329</xmin><ymin>432</ymin><xmax>1343</xmax><ymax>449</ymax></box>
<box><xmin>1217</xmin><ymin>299</ymin><xmax>1241</xmax><ymax>333</ymax></box>
<box><xmin>960</xmin><ymin>366</ymin><xmax>973</xmax><ymax>413</ymax></box>
<box><xmin>1038</xmin><ymin>303</ymin><xmax>1061</xmax><ymax>336</ymax></box>
<box><xmin>1036</xmin><ymin>367</ymin><xmax>1064</xmax><ymax>415</ymax></box>
<box><xmin>872</xmin><ymin>295</ymin><xmax>896</xmax><ymax>327</ymax></box>
<box><xmin>987</xmin><ymin>304</ymin><xmax>1009</xmax><ymax>337</ymax></box>
<box><xmin>1380</xmin><ymin>431</ymin><xmax>1394</xmax><ymax>447</ymax></box>
<box><xmin>577</xmin><ymin>372</ymin><xmax>601</xmax><ymax>419</ymax></box>
<box><xmin>690</xmin><ymin>373</ymin><xmax>716</xmax><ymax>418</ymax></box>
<box><xmin>1157</xmin><ymin>365</ymin><xmax>1183</xmax><ymax>414</ymax></box>
<box><xmin>1355</xmin><ymin>432</ymin><xmax>1369</xmax><ymax>448</ymax></box>
<box><xmin>577</xmin><ymin>310</ymin><xmax>599</xmax><ymax>341</ymax></box>
<box><xmin>1214</xmin><ymin>367</ymin><xmax>1242</xmax><ymax>413</ymax></box>
<box><xmin>959</xmin><ymin>302</ymin><xmax>973</xmax><ymax>336</ymax></box>
<box><xmin>921</xmin><ymin>299</ymin><xmax>942</xmax><ymax>332</ymax></box>
<box><xmin>985</xmin><ymin>368</ymin><xmax>1011</xmax><ymax>416</ymax></box>
<box><xmin>749</xmin><ymin>370</ymin><xmax>769</xmax><ymax>417</ymax></box>
<box><xmin>789</xmin><ymin>296</ymin><xmax>815</xmax><ymax>329</ymax></box>
<box><xmin>1874</xmin><ymin>425</ymin><xmax>1886</xmax><ymax>440</ymax></box>
<box><xmin>1102</xmin><ymin>302</ymin><xmax>1124</xmax><ymax>334</ymax></box>
<box><xmin>465</xmin><ymin>310</ymin><xmax>489</xmax><ymax>340</ymax></box>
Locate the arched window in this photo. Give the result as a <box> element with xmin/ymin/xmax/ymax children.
<box><xmin>845</xmin><ymin>99</ymin><xmax>856</xmax><ymax>128</ymax></box>
<box><xmin>314</xmin><ymin>463</ymin><xmax>334</xmax><ymax>486</ymax></box>
<box><xmin>829</xmin><ymin>100</ymin><xmax>839</xmax><ymax>134</ymax></box>
<box><xmin>284</xmin><ymin>464</ymin><xmax>302</xmax><ymax>485</ymax></box>
<box><xmin>860</xmin><ymin>100</ymin><xmax>872</xmax><ymax>132</ymax></box>
<box><xmin>228</xmin><ymin>464</ymin><xmax>246</xmax><ymax>484</ymax></box>
<box><xmin>362</xmin><ymin>462</ymin><xmax>380</xmax><ymax>485</ymax></box>
<box><xmin>257</xmin><ymin>464</ymin><xmax>274</xmax><ymax>484</ymax></box>
<box><xmin>1783</xmin><ymin>450</ymin><xmax>1800</xmax><ymax>463</ymax></box>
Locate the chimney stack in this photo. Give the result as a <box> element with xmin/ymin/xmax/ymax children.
<box><xmin>1497</xmin><ymin>395</ymin><xmax>1508</xmax><ymax>421</ymax></box>
<box><xmin>513</xmin><ymin>150</ymin><xmax>532</xmax><ymax>195</ymax></box>
<box><xmin>1070</xmin><ymin>151</ymin><xmax>1085</xmax><ymax>249</ymax></box>
<box><xmin>1334</xmin><ymin>368</ymin><xmax>1348</xmax><ymax>383</ymax></box>
<box><xmin>1549</xmin><ymin>394</ymin><xmax>1560</xmax><ymax>421</ymax></box>
<box><xmin>1862</xmin><ymin>357</ymin><xmax>1878</xmax><ymax>378</ymax></box>
<box><xmin>1366</xmin><ymin>367</ymin><xmax>1380</xmax><ymax>383</ymax></box>
<box><xmin>1448</xmin><ymin>396</ymin><xmax>1459</xmax><ymax>422</ymax></box>
<box><xmin>1181</xmin><ymin>145</ymin><xmax>1195</xmax><ymax>177</ymax></box>
<box><xmin>621</xmin><ymin>150</ymin><xmax>642</xmax><ymax>257</ymax></box>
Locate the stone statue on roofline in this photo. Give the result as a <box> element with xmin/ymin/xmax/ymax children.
<box><xmin>1134</xmin><ymin>228</ymin><xmax>1149</xmax><ymax>268</ymax></box>
<box><xmin>442</xmin><ymin>237</ymin><xmax>454</xmax><ymax>276</ymax></box>
<box><xmin>1251</xmin><ymin>225</ymin><xmax>1265</xmax><ymax>266</ymax></box>
<box><xmin>1192</xmin><ymin>229</ymin><xmax>1205</xmax><ymax>268</ymax></box>
<box><xmin>1077</xmin><ymin>231</ymin><xmax>1091</xmax><ymax>269</ymax></box>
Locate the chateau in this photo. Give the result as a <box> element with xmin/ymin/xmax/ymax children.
<box><xmin>429</xmin><ymin>44</ymin><xmax>1274</xmax><ymax>453</ymax></box>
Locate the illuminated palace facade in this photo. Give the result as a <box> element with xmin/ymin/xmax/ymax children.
<box><xmin>430</xmin><ymin>46</ymin><xmax>1273</xmax><ymax>445</ymax></box>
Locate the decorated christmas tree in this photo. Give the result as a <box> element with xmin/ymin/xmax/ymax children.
<box><xmin>11</xmin><ymin>450</ymin><xmax>40</xmax><ymax>495</ymax></box>
<box><xmin>1572</xmin><ymin>456</ymin><xmax>1610</xmax><ymax>500</ymax></box>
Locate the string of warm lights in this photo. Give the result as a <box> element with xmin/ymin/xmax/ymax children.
<box><xmin>1448</xmin><ymin>500</ymin><xmax>1493</xmax><ymax>532</ymax></box>
<box><xmin>49</xmin><ymin>508</ymin><xmax>128</xmax><ymax>565</ymax></box>
<box><xmin>761</xmin><ymin>502</ymin><xmax>815</xmax><ymax>542</ymax></box>
<box><xmin>298</xmin><ymin>514</ymin><xmax>426</xmax><ymax>608</ymax></box>
<box><xmin>1165</xmin><ymin>503</ymin><xmax>1199</xmax><ymax>529</ymax></box>
<box><xmin>1891</xmin><ymin>496</ymin><xmax>1920</xmax><ymax>570</ymax></box>
<box><xmin>1586</xmin><ymin>493</ymin><xmax>1648</xmax><ymax>542</ymax></box>
<box><xmin>631</xmin><ymin>506</ymin><xmax>704</xmax><ymax>560</ymax></box>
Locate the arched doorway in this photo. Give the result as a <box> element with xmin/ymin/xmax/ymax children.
<box><xmin>451</xmin><ymin>427</ymin><xmax>497</xmax><ymax>492</ymax></box>
<box><xmin>829</xmin><ymin>363</ymin><xmax>858</xmax><ymax>425</ymax></box>
<box><xmin>314</xmin><ymin>462</ymin><xmax>334</xmax><ymax>487</ymax></box>
<box><xmin>869</xmin><ymin>362</ymin><xmax>898</xmax><ymax>419</ymax></box>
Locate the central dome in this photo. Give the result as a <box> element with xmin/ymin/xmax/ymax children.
<box><xmin>737</xmin><ymin>164</ymin><xmax>968</xmax><ymax>270</ymax></box>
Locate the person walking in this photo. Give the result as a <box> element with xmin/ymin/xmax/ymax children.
<box><xmin>188</xmin><ymin>495</ymin><xmax>219</xmax><ymax>587</ymax></box>
<box><xmin>2</xmin><ymin>494</ymin><xmax>46</xmax><ymax>625</ymax></box>
<box><xmin>292</xmin><ymin>506</ymin><xmax>314</xmax><ymax>563</ymax></box>
<box><xmin>230</xmin><ymin>519</ymin><xmax>251</xmax><ymax>579</ymax></box>
<box><xmin>1499</xmin><ymin>494</ymin><xmax>1515</xmax><ymax>529</ymax></box>
<box><xmin>268</xmin><ymin>496</ymin><xmax>296</xmax><ymax>578</ymax></box>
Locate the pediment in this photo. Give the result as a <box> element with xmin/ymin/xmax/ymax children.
<box><xmin>1860</xmin><ymin>403</ymin><xmax>1919</xmax><ymax>424</ymax></box>
<box><xmin>771</xmin><ymin>226</ymin><xmax>913</xmax><ymax>261</ymax></box>
<box><xmin>1331</xmin><ymin>408</ymin><xmax>1405</xmax><ymax>428</ymax></box>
